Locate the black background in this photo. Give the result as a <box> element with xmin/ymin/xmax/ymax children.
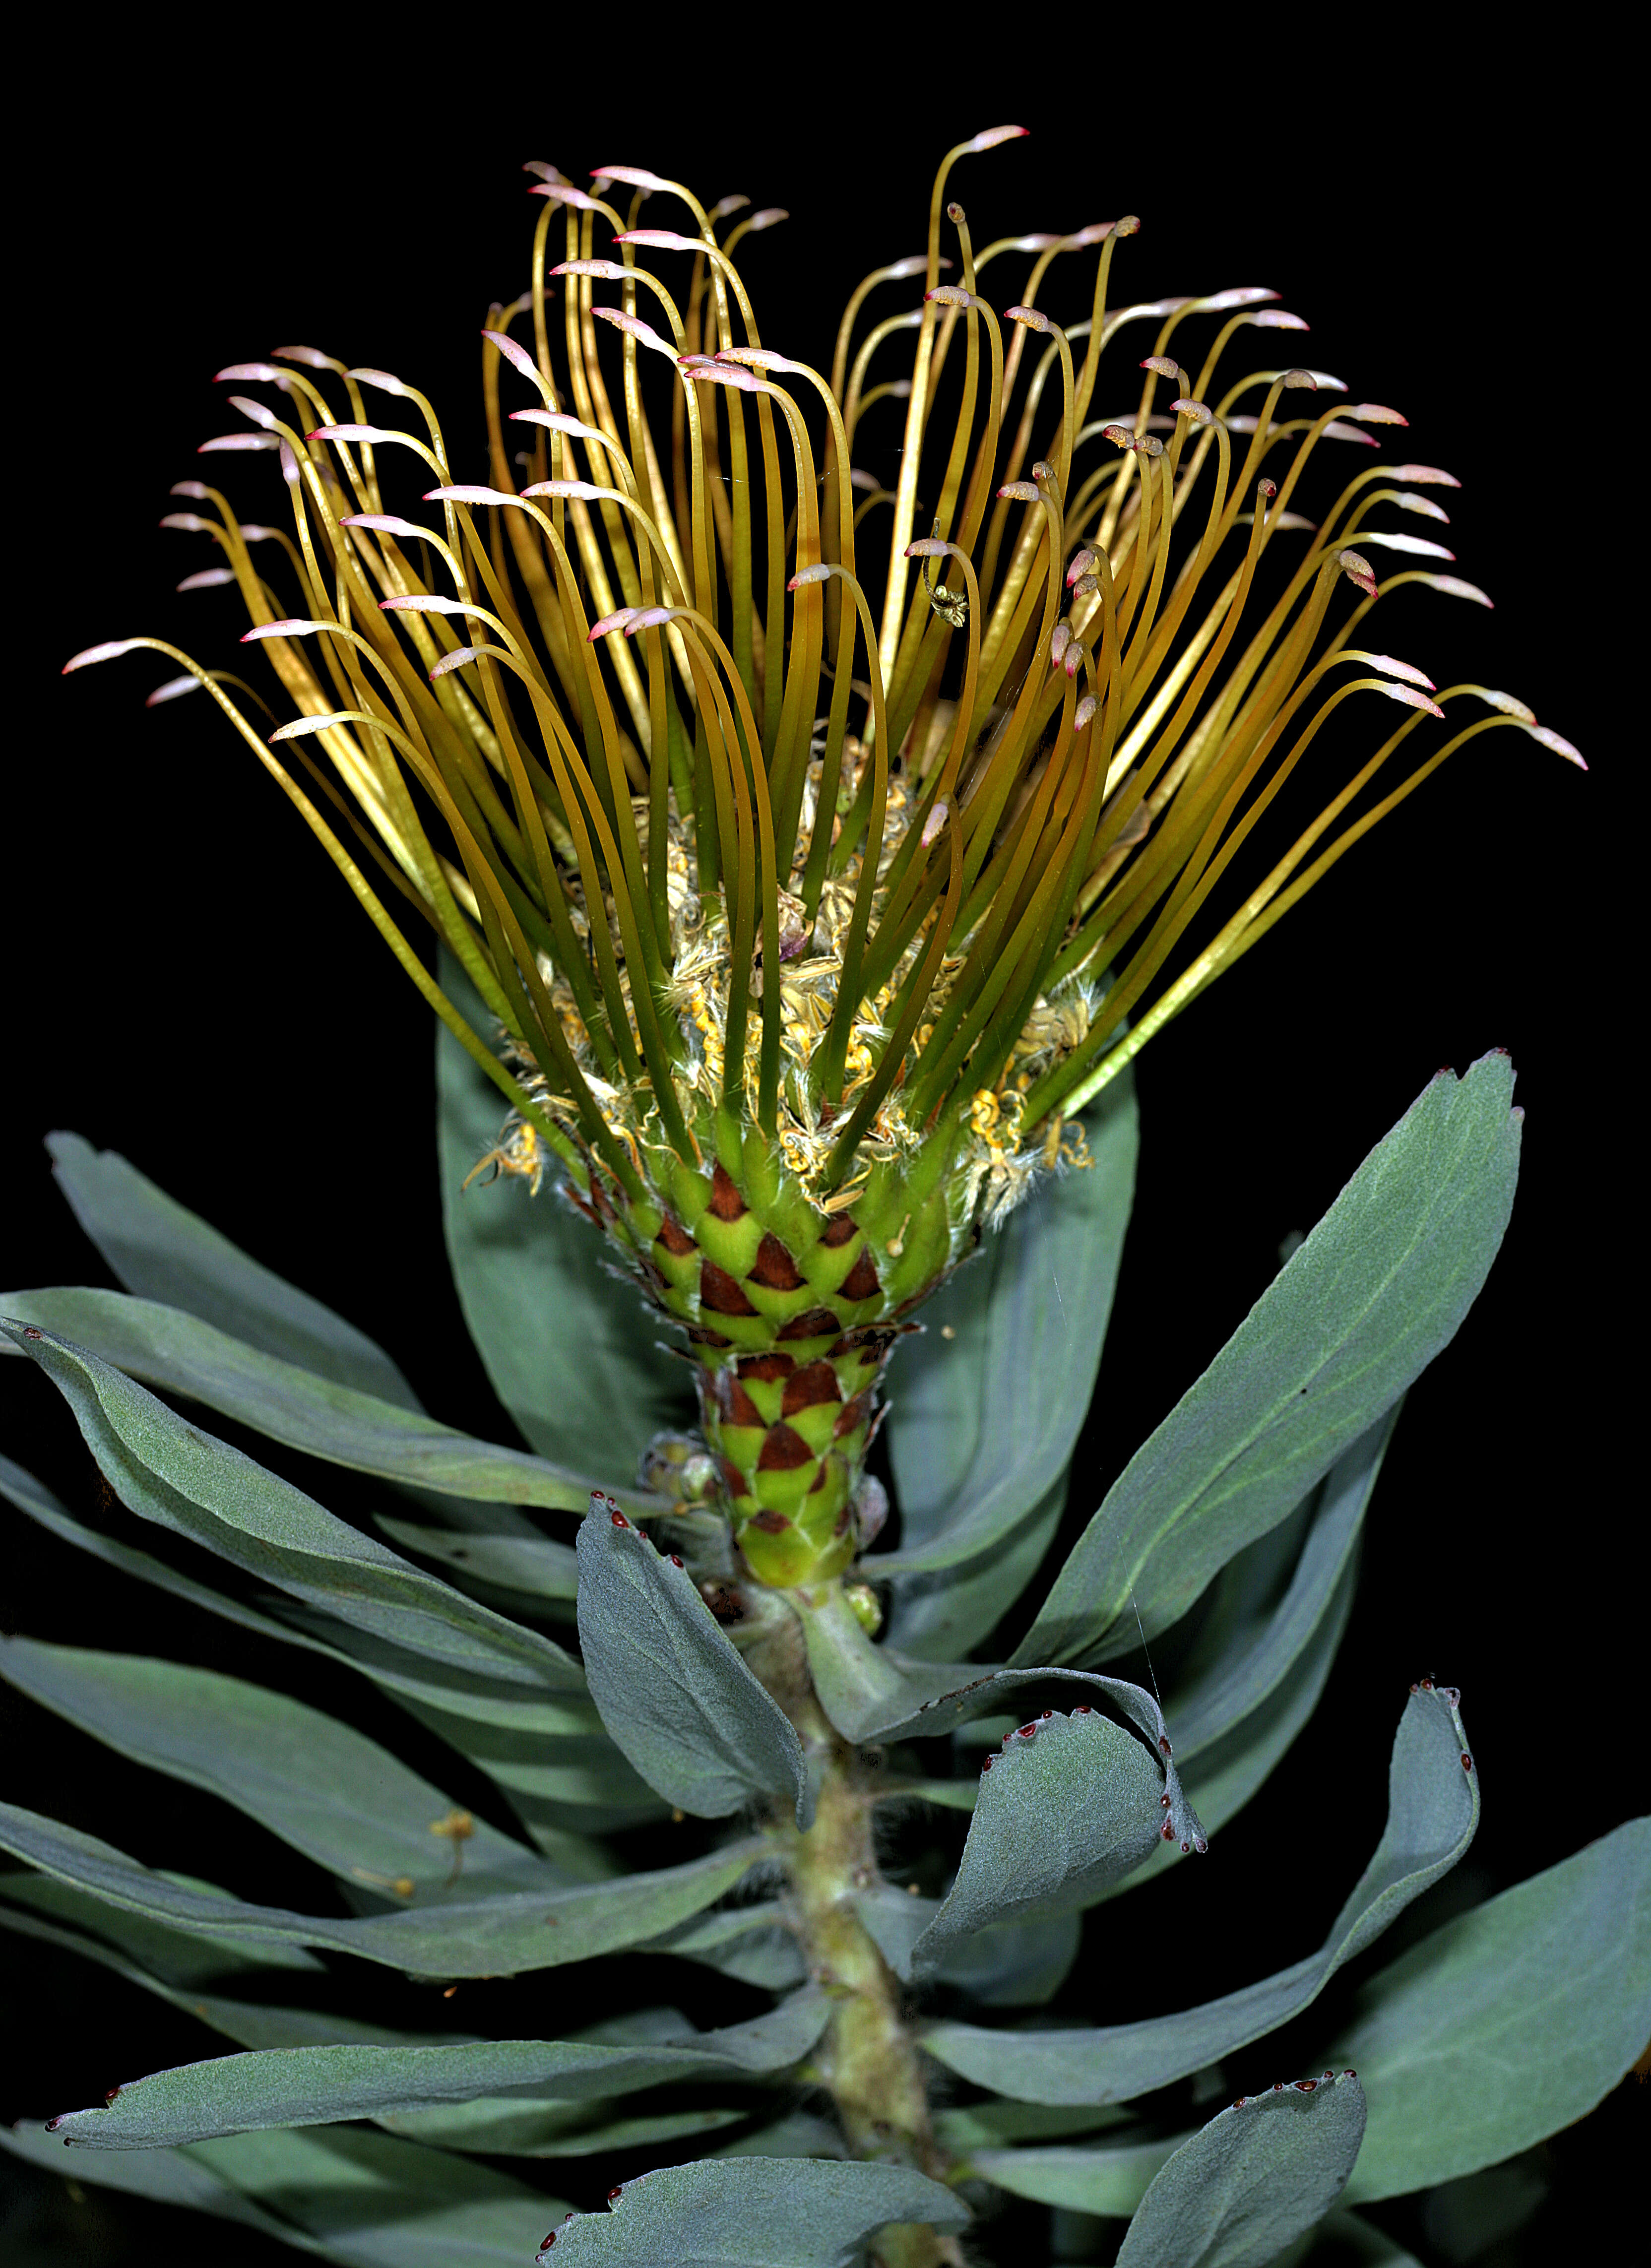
<box><xmin>3</xmin><ymin>41</ymin><xmax>1639</xmax><ymax>2268</ymax></box>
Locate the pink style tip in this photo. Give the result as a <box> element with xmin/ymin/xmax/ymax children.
<box><xmin>64</xmin><ymin>638</ymin><xmax>148</xmax><ymax>673</ymax></box>
<box><xmin>965</xmin><ymin>125</ymin><xmax>1029</xmax><ymax>152</ymax></box>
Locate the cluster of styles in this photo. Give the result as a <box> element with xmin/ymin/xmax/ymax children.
<box><xmin>3</xmin><ymin>126</ymin><xmax>1641</xmax><ymax>2268</ymax></box>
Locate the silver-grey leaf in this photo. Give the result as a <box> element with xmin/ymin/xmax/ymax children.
<box><xmin>577</xmin><ymin>1506</ymin><xmax>810</xmax><ymax>1824</ymax></box>
<box><xmin>1335</xmin><ymin>1815</ymin><xmax>1651</xmax><ymax>2202</ymax></box>
<box><xmin>1115</xmin><ymin>2071</ymin><xmax>1367</xmax><ymax>2268</ymax></box>
<box><xmin>535</xmin><ymin>2155</ymin><xmax>968</xmax><ymax>2265</ymax></box>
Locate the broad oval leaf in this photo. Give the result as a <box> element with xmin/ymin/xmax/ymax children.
<box><xmin>45</xmin><ymin>1130</ymin><xmax>421</xmax><ymax>1409</ymax></box>
<box><xmin>534</xmin><ymin>2154</ymin><xmax>968</xmax><ymax>2265</ymax></box>
<box><xmin>923</xmin><ymin>1684</ymin><xmax>1479</xmax><ymax>2102</ymax></box>
<box><xmin>437</xmin><ymin>948</ymin><xmax>693</xmax><ymax>1481</ymax></box>
<box><xmin>1016</xmin><ymin>1054</ymin><xmax>1521</xmax><ymax>1665</ymax></box>
<box><xmin>2</xmin><ymin>1322</ymin><xmax>582</xmax><ymax>1691</ymax></box>
<box><xmin>1335</xmin><ymin>1815</ymin><xmax>1651</xmax><ymax>2202</ymax></box>
<box><xmin>576</xmin><ymin>1506</ymin><xmax>810</xmax><ymax>1825</ymax></box>
<box><xmin>0</xmin><ymin>1799</ymin><xmax>765</xmax><ymax>1977</ymax></box>
<box><xmin>1116</xmin><ymin>2070</ymin><xmax>1367</xmax><ymax>2268</ymax></box>
<box><xmin>47</xmin><ymin>1990</ymin><xmax>829</xmax><ymax>2147</ymax></box>
<box><xmin>0</xmin><ymin>1637</ymin><xmax>553</xmax><ymax>1896</ymax></box>
<box><xmin>1</xmin><ymin>1287</ymin><xmax>656</xmax><ymax>1514</ymax></box>
<box><xmin>906</xmin><ymin>1709</ymin><xmax>1164</xmax><ymax>1978</ymax></box>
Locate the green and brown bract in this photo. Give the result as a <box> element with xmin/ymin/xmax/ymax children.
<box><xmin>68</xmin><ymin>128</ymin><xmax>1579</xmax><ymax>1595</ymax></box>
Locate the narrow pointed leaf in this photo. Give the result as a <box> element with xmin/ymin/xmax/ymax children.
<box><xmin>45</xmin><ymin>1130</ymin><xmax>419</xmax><ymax>1409</ymax></box>
<box><xmin>923</xmin><ymin>1684</ymin><xmax>1478</xmax><ymax>2101</ymax></box>
<box><xmin>0</xmin><ymin>1801</ymin><xmax>765</xmax><ymax>1977</ymax></box>
<box><xmin>533</xmin><ymin>2155</ymin><xmax>968</xmax><ymax>2264</ymax></box>
<box><xmin>1335</xmin><ymin>1816</ymin><xmax>1651</xmax><ymax>2202</ymax></box>
<box><xmin>963</xmin><ymin>2132</ymin><xmax>1181</xmax><ymax>2215</ymax></box>
<box><xmin>879</xmin><ymin>1077</ymin><xmax>1137</xmax><ymax>1616</ymax></box>
<box><xmin>1</xmin><ymin>1323</ymin><xmax>583</xmax><ymax>1690</ymax></box>
<box><xmin>2</xmin><ymin>1288</ymin><xmax>652</xmax><ymax>1514</ymax></box>
<box><xmin>1114</xmin><ymin>2072</ymin><xmax>1367</xmax><ymax>2268</ymax></box>
<box><xmin>577</xmin><ymin>1508</ymin><xmax>810</xmax><ymax>1825</ymax></box>
<box><xmin>48</xmin><ymin>1990</ymin><xmax>829</xmax><ymax>2147</ymax></box>
<box><xmin>1016</xmin><ymin>1054</ymin><xmax>1521</xmax><ymax>1665</ymax></box>
<box><xmin>437</xmin><ymin>950</ymin><xmax>692</xmax><ymax>1478</ymax></box>
<box><xmin>377</xmin><ymin>1516</ymin><xmax>579</xmax><ymax>1602</ymax></box>
<box><xmin>0</xmin><ymin>1637</ymin><xmax>552</xmax><ymax>1895</ymax></box>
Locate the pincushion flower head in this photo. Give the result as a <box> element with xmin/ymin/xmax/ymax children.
<box><xmin>68</xmin><ymin>127</ymin><xmax>1581</xmax><ymax>1601</ymax></box>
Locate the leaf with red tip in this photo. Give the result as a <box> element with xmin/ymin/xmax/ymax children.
<box><xmin>380</xmin><ymin>594</ymin><xmax>480</xmax><ymax>617</ymax></box>
<box><xmin>588</xmin><ymin>610</ymin><xmax>640</xmax><ymax>640</ymax></box>
<box><xmin>998</xmin><ymin>480</ymin><xmax>1042</xmax><ymax>501</ymax></box>
<box><xmin>145</xmin><ymin>676</ymin><xmax>203</xmax><ymax>706</ymax></box>
<box><xmin>1139</xmin><ymin>355</ymin><xmax>1179</xmax><ymax>378</ymax></box>
<box><xmin>481</xmin><ymin>330</ymin><xmax>546</xmax><ymax>392</ymax></box>
<box><xmin>169</xmin><ymin>481</ymin><xmax>211</xmax><ymax>501</ymax></box>
<box><xmin>1318</xmin><ymin>421</ymin><xmax>1381</xmax><ymax>447</ymax></box>
<box><xmin>241</xmin><ymin>620</ymin><xmax>331</xmax><ymax>642</ymax></box>
<box><xmin>1171</xmin><ymin>398</ymin><xmax>1213</xmax><ymax>424</ymax></box>
<box><xmin>1393</xmin><ymin>493</ymin><xmax>1451</xmax><ymax>522</ymax></box>
<box><xmin>927</xmin><ymin>285</ymin><xmax>974</xmax><ymax>309</ymax></box>
<box><xmin>1391</xmin><ymin>463</ymin><xmax>1460</xmax><ymax>487</ymax></box>
<box><xmin>214</xmin><ymin>363</ymin><xmax>289</xmax><ymax>385</ymax></box>
<box><xmin>1006</xmin><ymin>304</ymin><xmax>1051</xmax><ymax>331</ymax></box>
<box><xmin>576</xmin><ymin>1508</ymin><xmax>809</xmax><ymax>1826</ymax></box>
<box><xmin>306</xmin><ymin>423</ymin><xmax>395</xmax><ymax>444</ymax></box>
<box><xmin>198</xmin><ymin>435</ymin><xmax>279</xmax><ymax>454</ymax></box>
<box><xmin>1246</xmin><ymin>311</ymin><xmax>1310</xmax><ymax>331</ymax></box>
<box><xmin>548</xmin><ymin>258</ymin><xmax>628</xmax><ymax>281</ymax></box>
<box><xmin>177</xmin><ymin>569</ymin><xmax>236</xmax><ymax>592</ymax></box>
<box><xmin>1344</xmin><ymin>402</ymin><xmax>1408</xmax><ymax>426</ymax></box>
<box><xmin>1194</xmin><ymin>286</ymin><xmax>1280</xmax><ymax>311</ymax></box>
<box><xmin>966</xmin><ymin>124</ymin><xmax>1029</xmax><ymax>151</ymax></box>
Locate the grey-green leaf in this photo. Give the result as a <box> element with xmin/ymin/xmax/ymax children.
<box><xmin>906</xmin><ymin>1709</ymin><xmax>1164</xmax><ymax>1979</ymax></box>
<box><xmin>1016</xmin><ymin>1054</ymin><xmax>1521</xmax><ymax>1666</ymax></box>
<box><xmin>1335</xmin><ymin>1816</ymin><xmax>1651</xmax><ymax>2202</ymax></box>
<box><xmin>1115</xmin><ymin>2071</ymin><xmax>1366</xmax><ymax>2268</ymax></box>
<box><xmin>377</xmin><ymin>1515</ymin><xmax>579</xmax><ymax>1602</ymax></box>
<box><xmin>5</xmin><ymin>2117</ymin><xmax>577</xmax><ymax>2268</ymax></box>
<box><xmin>0</xmin><ymin>1637</ymin><xmax>553</xmax><ymax>1896</ymax></box>
<box><xmin>536</xmin><ymin>2155</ymin><xmax>968</xmax><ymax>2265</ymax></box>
<box><xmin>45</xmin><ymin>1130</ymin><xmax>421</xmax><ymax>1410</ymax></box>
<box><xmin>577</xmin><ymin>1506</ymin><xmax>810</xmax><ymax>1825</ymax></box>
<box><xmin>2</xmin><ymin>1287</ymin><xmax>658</xmax><ymax>1514</ymax></box>
<box><xmin>437</xmin><ymin>948</ymin><xmax>693</xmax><ymax>1479</ymax></box>
<box><xmin>923</xmin><ymin>1684</ymin><xmax>1478</xmax><ymax>2102</ymax></box>
<box><xmin>2</xmin><ymin>1322</ymin><xmax>582</xmax><ymax>1690</ymax></box>
<box><xmin>48</xmin><ymin>1989</ymin><xmax>828</xmax><ymax>2147</ymax></box>
<box><xmin>962</xmin><ymin>2132</ymin><xmax>1182</xmax><ymax>2216</ymax></box>
<box><xmin>0</xmin><ymin>1800</ymin><xmax>764</xmax><ymax>1977</ymax></box>
<box><xmin>877</xmin><ymin>1075</ymin><xmax>1137</xmax><ymax>1643</ymax></box>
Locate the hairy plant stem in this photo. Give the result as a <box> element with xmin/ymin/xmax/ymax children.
<box><xmin>746</xmin><ymin>1611</ymin><xmax>964</xmax><ymax>2268</ymax></box>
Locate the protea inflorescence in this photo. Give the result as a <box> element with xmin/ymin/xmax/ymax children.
<box><xmin>66</xmin><ymin>127</ymin><xmax>1578</xmax><ymax>1608</ymax></box>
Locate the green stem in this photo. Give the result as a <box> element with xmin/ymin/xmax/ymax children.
<box><xmin>746</xmin><ymin>1629</ymin><xmax>963</xmax><ymax>2268</ymax></box>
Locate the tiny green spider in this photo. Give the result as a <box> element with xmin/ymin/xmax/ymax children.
<box><xmin>922</xmin><ymin>518</ymin><xmax>968</xmax><ymax>627</ymax></box>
